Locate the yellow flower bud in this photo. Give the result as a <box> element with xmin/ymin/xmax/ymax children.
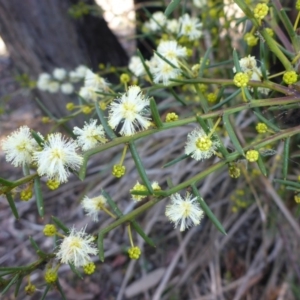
<box><xmin>128</xmin><ymin>246</ymin><xmax>141</xmax><ymax>259</ymax></box>
<box><xmin>246</xmin><ymin>150</ymin><xmax>259</xmax><ymax>162</ymax></box>
<box><xmin>233</xmin><ymin>72</ymin><xmax>249</xmax><ymax>87</ymax></box>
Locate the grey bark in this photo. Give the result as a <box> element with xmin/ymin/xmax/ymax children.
<box><xmin>0</xmin><ymin>0</ymin><xmax>128</xmax><ymax>123</ymax></box>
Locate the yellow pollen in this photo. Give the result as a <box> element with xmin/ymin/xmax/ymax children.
<box><xmin>195</xmin><ymin>137</ymin><xmax>212</xmax><ymax>151</ymax></box>
<box><xmin>16</xmin><ymin>142</ymin><xmax>27</xmax><ymax>151</ymax></box>
<box><xmin>184</xmin><ymin>25</ymin><xmax>192</xmax><ymax>33</ymax></box>
<box><xmin>70</xmin><ymin>238</ymin><xmax>81</xmax><ymax>248</ymax></box>
<box><xmin>166</xmin><ymin>51</ymin><xmax>176</xmax><ymax>59</ymax></box>
<box><xmin>182</xmin><ymin>202</ymin><xmax>191</xmax><ymax>217</ymax></box>
<box><xmin>50</xmin><ymin>149</ymin><xmax>64</xmax><ymax>160</ymax></box>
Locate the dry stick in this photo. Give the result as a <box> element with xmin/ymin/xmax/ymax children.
<box><xmin>240</xmin><ymin>166</ymin><xmax>266</xmax><ymax>222</ymax></box>
<box><xmin>277</xmin><ymin>224</ymin><xmax>300</xmax><ymax>283</ymax></box>
<box><xmin>175</xmin><ymin>205</ymin><xmax>256</xmax><ymax>289</ymax></box>
<box><xmin>233</xmin><ymin>237</ymin><xmax>282</xmax><ymax>300</ymax></box>
<box><xmin>194</xmin><ymin>273</ymin><xmax>264</xmax><ymax>300</ymax></box>
<box><xmin>209</xmin><ymin>250</ymin><xmax>225</xmax><ymax>300</ymax></box>
<box><xmin>262</xmin><ymin>176</ymin><xmax>300</xmax><ymax>238</ymax></box>
<box><xmin>152</xmin><ymin>227</ymin><xmax>198</xmax><ymax>300</ymax></box>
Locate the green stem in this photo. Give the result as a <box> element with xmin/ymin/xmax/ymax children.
<box><xmin>97</xmin><ymin>124</ymin><xmax>300</xmax><ymax>237</ymax></box>
<box><xmin>233</xmin><ymin>0</ymin><xmax>293</xmax><ymax>70</ymax></box>
<box><xmin>78</xmin><ymin>95</ymin><xmax>300</xmax><ymax>179</ymax></box>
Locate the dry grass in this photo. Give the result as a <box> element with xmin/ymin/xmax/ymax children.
<box><xmin>1</xmin><ymin>1</ymin><xmax>300</xmax><ymax>298</ymax></box>
<box><xmin>1</xmin><ymin>81</ymin><xmax>300</xmax><ymax>299</ymax></box>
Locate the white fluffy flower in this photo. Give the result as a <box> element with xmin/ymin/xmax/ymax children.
<box><xmin>79</xmin><ymin>86</ymin><xmax>98</xmax><ymax>102</ymax></box>
<box><xmin>150</xmin><ymin>55</ymin><xmax>181</xmax><ymax>86</ymax></box>
<box><xmin>1</xmin><ymin>126</ymin><xmax>39</xmax><ymax>167</ymax></box>
<box><xmin>108</xmin><ymin>86</ymin><xmax>151</xmax><ymax>136</ymax></box>
<box><xmin>69</xmin><ymin>65</ymin><xmax>87</xmax><ymax>83</ymax></box>
<box><xmin>37</xmin><ymin>73</ymin><xmax>51</xmax><ymax>91</ymax></box>
<box><xmin>53</xmin><ymin>68</ymin><xmax>67</xmax><ymax>81</ymax></box>
<box><xmin>165</xmin><ymin>193</ymin><xmax>204</xmax><ymax>231</ymax></box>
<box><xmin>81</xmin><ymin>195</ymin><xmax>107</xmax><ymax>221</ymax></box>
<box><xmin>166</xmin><ymin>19</ymin><xmax>180</xmax><ymax>34</ymax></box>
<box><xmin>185</xmin><ymin>128</ymin><xmax>219</xmax><ymax>161</ymax></box>
<box><xmin>61</xmin><ymin>83</ymin><xmax>74</xmax><ymax>94</ymax></box>
<box><xmin>179</xmin><ymin>13</ymin><xmax>202</xmax><ymax>40</ymax></box>
<box><xmin>128</xmin><ymin>56</ymin><xmax>146</xmax><ymax>77</ymax></box>
<box><xmin>84</xmin><ymin>69</ymin><xmax>110</xmax><ymax>91</ymax></box>
<box><xmin>193</xmin><ymin>0</ymin><xmax>206</xmax><ymax>8</ymax></box>
<box><xmin>56</xmin><ymin>226</ymin><xmax>98</xmax><ymax>267</ymax></box>
<box><xmin>33</xmin><ymin>133</ymin><xmax>83</xmax><ymax>183</ymax></box>
<box><xmin>233</xmin><ymin>56</ymin><xmax>270</xmax><ymax>95</ymax></box>
<box><xmin>73</xmin><ymin>119</ymin><xmax>107</xmax><ymax>151</ymax></box>
<box><xmin>157</xmin><ymin>40</ymin><xmax>187</xmax><ymax>64</ymax></box>
<box><xmin>75</xmin><ymin>65</ymin><xmax>88</xmax><ymax>78</ymax></box>
<box><xmin>47</xmin><ymin>81</ymin><xmax>60</xmax><ymax>93</ymax></box>
<box><xmin>233</xmin><ymin>55</ymin><xmax>257</xmax><ymax>73</ymax></box>
<box><xmin>144</xmin><ymin>11</ymin><xmax>166</xmax><ymax>32</ymax></box>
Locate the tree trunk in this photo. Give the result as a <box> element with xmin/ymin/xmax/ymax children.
<box><xmin>0</xmin><ymin>0</ymin><xmax>128</xmax><ymax>123</ymax></box>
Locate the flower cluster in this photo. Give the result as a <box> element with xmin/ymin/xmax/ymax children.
<box><xmin>130</xmin><ymin>181</ymin><xmax>161</xmax><ymax>202</ymax></box>
<box><xmin>79</xmin><ymin>69</ymin><xmax>110</xmax><ymax>102</ymax></box>
<box><xmin>143</xmin><ymin>12</ymin><xmax>202</xmax><ymax>41</ymax></box>
<box><xmin>37</xmin><ymin>65</ymin><xmax>88</xmax><ymax>94</ymax></box>
<box><xmin>128</xmin><ymin>12</ymin><xmax>203</xmax><ymax>85</ymax></box>
<box><xmin>233</xmin><ymin>55</ymin><xmax>270</xmax><ymax>94</ymax></box>
<box><xmin>2</xmin><ymin>125</ymin><xmax>83</xmax><ymax>184</ymax></box>
<box><xmin>149</xmin><ymin>40</ymin><xmax>187</xmax><ymax>85</ymax></box>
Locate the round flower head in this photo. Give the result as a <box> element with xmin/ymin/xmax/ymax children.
<box><xmin>2</xmin><ymin>126</ymin><xmax>39</xmax><ymax>167</ymax></box>
<box><xmin>33</xmin><ymin>133</ymin><xmax>83</xmax><ymax>183</ymax></box>
<box><xmin>61</xmin><ymin>83</ymin><xmax>74</xmax><ymax>94</ymax></box>
<box><xmin>73</xmin><ymin>119</ymin><xmax>107</xmax><ymax>151</ymax></box>
<box><xmin>108</xmin><ymin>86</ymin><xmax>151</xmax><ymax>136</ymax></box>
<box><xmin>150</xmin><ymin>56</ymin><xmax>181</xmax><ymax>86</ymax></box>
<box><xmin>75</xmin><ymin>65</ymin><xmax>88</xmax><ymax>78</ymax></box>
<box><xmin>53</xmin><ymin>68</ymin><xmax>66</xmax><ymax>81</ymax></box>
<box><xmin>165</xmin><ymin>193</ymin><xmax>204</xmax><ymax>231</ymax></box>
<box><xmin>166</xmin><ymin>19</ymin><xmax>179</xmax><ymax>34</ymax></box>
<box><xmin>193</xmin><ymin>0</ymin><xmax>206</xmax><ymax>8</ymax></box>
<box><xmin>128</xmin><ymin>56</ymin><xmax>146</xmax><ymax>77</ymax></box>
<box><xmin>179</xmin><ymin>13</ymin><xmax>202</xmax><ymax>41</ymax></box>
<box><xmin>130</xmin><ymin>181</ymin><xmax>147</xmax><ymax>202</ymax></box>
<box><xmin>81</xmin><ymin>195</ymin><xmax>107</xmax><ymax>221</ymax></box>
<box><xmin>56</xmin><ymin>226</ymin><xmax>98</xmax><ymax>267</ymax></box>
<box><xmin>233</xmin><ymin>72</ymin><xmax>249</xmax><ymax>87</ymax></box>
<box><xmin>233</xmin><ymin>55</ymin><xmax>257</xmax><ymax>73</ymax></box>
<box><xmin>157</xmin><ymin>40</ymin><xmax>187</xmax><ymax>65</ymax></box>
<box><xmin>79</xmin><ymin>86</ymin><xmax>98</xmax><ymax>102</ymax></box>
<box><xmin>84</xmin><ymin>69</ymin><xmax>110</xmax><ymax>91</ymax></box>
<box><xmin>185</xmin><ymin>128</ymin><xmax>219</xmax><ymax>161</ymax></box>
<box><xmin>144</xmin><ymin>11</ymin><xmax>166</xmax><ymax>32</ymax></box>
<box><xmin>37</xmin><ymin>73</ymin><xmax>51</xmax><ymax>91</ymax></box>
<box><xmin>47</xmin><ymin>81</ymin><xmax>60</xmax><ymax>93</ymax></box>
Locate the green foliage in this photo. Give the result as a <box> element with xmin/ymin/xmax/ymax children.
<box><xmin>2</xmin><ymin>0</ymin><xmax>300</xmax><ymax>297</ymax></box>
